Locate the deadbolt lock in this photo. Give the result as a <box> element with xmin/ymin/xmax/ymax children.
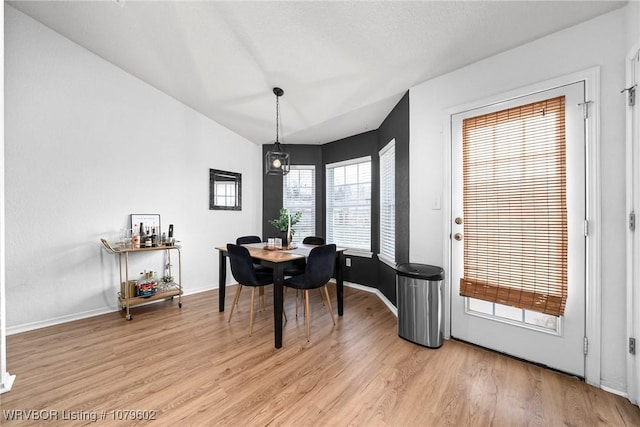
<box><xmin>454</xmin><ymin>233</ymin><xmax>463</xmax><ymax>241</ymax></box>
<box><xmin>455</xmin><ymin>217</ymin><xmax>463</xmax><ymax>225</ymax></box>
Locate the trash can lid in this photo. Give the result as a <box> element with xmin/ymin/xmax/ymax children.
<box><xmin>396</xmin><ymin>263</ymin><xmax>444</xmax><ymax>280</ymax></box>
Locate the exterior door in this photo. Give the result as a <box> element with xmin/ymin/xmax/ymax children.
<box><xmin>451</xmin><ymin>81</ymin><xmax>586</xmax><ymax>377</ymax></box>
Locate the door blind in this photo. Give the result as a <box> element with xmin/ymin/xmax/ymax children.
<box><xmin>460</xmin><ymin>96</ymin><xmax>568</xmax><ymax>317</ymax></box>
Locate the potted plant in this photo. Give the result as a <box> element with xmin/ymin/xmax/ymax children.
<box><xmin>269</xmin><ymin>208</ymin><xmax>302</xmax><ymax>246</ymax></box>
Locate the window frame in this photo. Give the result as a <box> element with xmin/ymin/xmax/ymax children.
<box><xmin>326</xmin><ymin>156</ymin><xmax>372</xmax><ymax>257</ymax></box>
<box><xmin>282</xmin><ymin>165</ymin><xmax>316</xmax><ymax>242</ymax></box>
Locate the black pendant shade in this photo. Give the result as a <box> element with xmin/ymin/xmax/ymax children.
<box><xmin>265</xmin><ymin>87</ymin><xmax>290</xmax><ymax>175</ymax></box>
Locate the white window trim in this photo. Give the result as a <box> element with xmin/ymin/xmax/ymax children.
<box><xmin>378</xmin><ymin>254</ymin><xmax>396</xmax><ymax>269</ymax></box>
<box><xmin>345</xmin><ymin>249</ymin><xmax>373</xmax><ymax>258</ymax></box>
<box><xmin>326</xmin><ymin>156</ymin><xmax>372</xmax><ymax>253</ymax></box>
<box><xmin>326</xmin><ymin>156</ymin><xmax>370</xmax><ymax>169</ymax></box>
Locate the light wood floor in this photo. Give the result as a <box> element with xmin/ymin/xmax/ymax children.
<box><xmin>3</xmin><ymin>285</ymin><xmax>640</xmax><ymax>426</ymax></box>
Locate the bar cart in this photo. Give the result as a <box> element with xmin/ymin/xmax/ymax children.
<box><xmin>101</xmin><ymin>239</ymin><xmax>183</xmax><ymax>320</ymax></box>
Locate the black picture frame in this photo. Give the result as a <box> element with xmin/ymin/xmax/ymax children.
<box><xmin>210</xmin><ymin>169</ymin><xmax>242</xmax><ymax>211</ymax></box>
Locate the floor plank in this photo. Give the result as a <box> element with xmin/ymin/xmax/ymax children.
<box><xmin>2</xmin><ymin>285</ymin><xmax>639</xmax><ymax>426</ymax></box>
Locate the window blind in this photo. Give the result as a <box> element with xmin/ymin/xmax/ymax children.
<box><xmin>326</xmin><ymin>157</ymin><xmax>371</xmax><ymax>251</ymax></box>
<box><xmin>283</xmin><ymin>166</ymin><xmax>316</xmax><ymax>241</ymax></box>
<box><xmin>379</xmin><ymin>140</ymin><xmax>395</xmax><ymax>263</ymax></box>
<box><xmin>460</xmin><ymin>96</ymin><xmax>568</xmax><ymax>317</ymax></box>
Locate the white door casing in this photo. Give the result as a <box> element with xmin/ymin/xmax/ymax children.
<box><xmin>625</xmin><ymin>45</ymin><xmax>640</xmax><ymax>405</ymax></box>
<box><xmin>450</xmin><ymin>81</ymin><xmax>586</xmax><ymax>377</ymax></box>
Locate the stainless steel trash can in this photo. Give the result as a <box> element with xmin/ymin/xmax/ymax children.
<box><xmin>396</xmin><ymin>263</ymin><xmax>445</xmax><ymax>348</ymax></box>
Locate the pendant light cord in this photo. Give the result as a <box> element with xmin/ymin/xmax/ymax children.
<box><xmin>275</xmin><ymin>94</ymin><xmax>280</xmax><ymax>144</ymax></box>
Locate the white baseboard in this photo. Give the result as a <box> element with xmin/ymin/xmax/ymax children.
<box><xmin>6</xmin><ymin>285</ymin><xmax>218</xmax><ymax>335</ymax></box>
<box><xmin>7</xmin><ymin>306</ymin><xmax>118</xmax><ymax>335</ymax></box>
<box><xmin>0</xmin><ymin>372</ymin><xmax>16</xmax><ymax>394</ymax></box>
<box><xmin>7</xmin><ymin>282</ymin><xmax>393</xmax><ymax>335</ymax></box>
<box><xmin>343</xmin><ymin>281</ymin><xmax>397</xmax><ymax>317</ymax></box>
<box><xmin>600</xmin><ymin>384</ymin><xmax>628</xmax><ymax>399</ymax></box>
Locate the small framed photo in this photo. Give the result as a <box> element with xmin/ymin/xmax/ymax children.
<box><xmin>130</xmin><ymin>214</ymin><xmax>161</xmax><ymax>234</ymax></box>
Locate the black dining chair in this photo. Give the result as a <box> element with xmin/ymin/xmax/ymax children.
<box><xmin>236</xmin><ymin>235</ymin><xmax>272</xmax><ymax>272</ymax></box>
<box><xmin>284</xmin><ymin>244</ymin><xmax>336</xmax><ymax>341</ymax></box>
<box><xmin>236</xmin><ymin>235</ymin><xmax>261</xmax><ymax>245</ymax></box>
<box><xmin>283</xmin><ymin>236</ymin><xmax>327</xmax><ymax>315</ymax></box>
<box><xmin>226</xmin><ymin>243</ymin><xmax>273</xmax><ymax>336</ymax></box>
<box><xmin>236</xmin><ymin>235</ymin><xmax>273</xmax><ymax>308</ymax></box>
<box><xmin>284</xmin><ymin>236</ymin><xmax>326</xmax><ymax>276</ymax></box>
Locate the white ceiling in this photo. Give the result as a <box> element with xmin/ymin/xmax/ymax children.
<box><xmin>8</xmin><ymin>0</ymin><xmax>626</xmax><ymax>145</ymax></box>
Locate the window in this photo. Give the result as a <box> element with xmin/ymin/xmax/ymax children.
<box><xmin>283</xmin><ymin>166</ymin><xmax>315</xmax><ymax>241</ymax></box>
<box><xmin>460</xmin><ymin>96</ymin><xmax>568</xmax><ymax>317</ymax></box>
<box><xmin>326</xmin><ymin>157</ymin><xmax>372</xmax><ymax>253</ymax></box>
<box><xmin>379</xmin><ymin>140</ymin><xmax>395</xmax><ymax>265</ymax></box>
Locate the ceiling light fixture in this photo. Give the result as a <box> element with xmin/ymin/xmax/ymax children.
<box><xmin>265</xmin><ymin>87</ymin><xmax>290</xmax><ymax>175</ymax></box>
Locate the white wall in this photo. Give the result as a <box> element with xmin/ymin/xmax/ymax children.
<box><xmin>4</xmin><ymin>5</ymin><xmax>263</xmax><ymax>331</ymax></box>
<box><xmin>410</xmin><ymin>7</ymin><xmax>629</xmax><ymax>392</ymax></box>
<box><xmin>627</xmin><ymin>0</ymin><xmax>640</xmax><ymax>48</ymax></box>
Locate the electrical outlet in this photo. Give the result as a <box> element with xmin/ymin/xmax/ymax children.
<box><xmin>345</xmin><ymin>258</ymin><xmax>351</xmax><ymax>267</ymax></box>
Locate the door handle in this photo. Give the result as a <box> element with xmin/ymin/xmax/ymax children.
<box><xmin>454</xmin><ymin>233</ymin><xmax>463</xmax><ymax>241</ymax></box>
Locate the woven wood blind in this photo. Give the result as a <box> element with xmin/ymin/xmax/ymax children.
<box><xmin>460</xmin><ymin>96</ymin><xmax>568</xmax><ymax>317</ymax></box>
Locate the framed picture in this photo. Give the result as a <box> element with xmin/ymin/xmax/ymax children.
<box><xmin>130</xmin><ymin>214</ymin><xmax>161</xmax><ymax>234</ymax></box>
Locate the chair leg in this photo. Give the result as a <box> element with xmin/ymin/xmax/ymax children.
<box><xmin>318</xmin><ymin>288</ymin><xmax>325</xmax><ymax>305</ymax></box>
<box><xmin>249</xmin><ymin>287</ymin><xmax>256</xmax><ymax>336</ymax></box>
<box><xmin>304</xmin><ymin>290</ymin><xmax>311</xmax><ymax>341</ymax></box>
<box><xmin>259</xmin><ymin>286</ymin><xmax>265</xmax><ymax>310</ymax></box>
<box><xmin>295</xmin><ymin>289</ymin><xmax>300</xmax><ymax>317</ymax></box>
<box><xmin>323</xmin><ymin>285</ymin><xmax>336</xmax><ymax>325</ymax></box>
<box><xmin>228</xmin><ymin>285</ymin><xmax>243</xmax><ymax>323</ymax></box>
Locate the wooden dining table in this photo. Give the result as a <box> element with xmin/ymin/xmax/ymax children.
<box><xmin>216</xmin><ymin>243</ymin><xmax>345</xmax><ymax>348</ymax></box>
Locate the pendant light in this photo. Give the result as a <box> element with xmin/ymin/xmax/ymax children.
<box><xmin>265</xmin><ymin>87</ymin><xmax>290</xmax><ymax>175</ymax></box>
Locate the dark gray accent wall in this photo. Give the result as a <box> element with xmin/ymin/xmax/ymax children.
<box><xmin>323</xmin><ymin>130</ymin><xmax>379</xmax><ymax>289</ymax></box>
<box><xmin>377</xmin><ymin>91</ymin><xmax>410</xmax><ymax>304</ymax></box>
<box><xmin>261</xmin><ymin>92</ymin><xmax>410</xmax><ymax>305</ymax></box>
<box><xmin>263</xmin><ymin>144</ymin><xmax>323</xmax><ymax>241</ymax></box>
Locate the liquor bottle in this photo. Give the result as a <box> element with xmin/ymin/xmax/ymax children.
<box><xmin>139</xmin><ymin>223</ymin><xmax>145</xmax><ymax>242</ymax></box>
<box><xmin>151</xmin><ymin>227</ymin><xmax>157</xmax><ymax>247</ymax></box>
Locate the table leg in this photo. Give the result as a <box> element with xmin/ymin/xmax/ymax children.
<box><xmin>273</xmin><ymin>263</ymin><xmax>284</xmax><ymax>348</ymax></box>
<box><xmin>336</xmin><ymin>251</ymin><xmax>344</xmax><ymax>316</ymax></box>
<box><xmin>218</xmin><ymin>250</ymin><xmax>227</xmax><ymax>312</ymax></box>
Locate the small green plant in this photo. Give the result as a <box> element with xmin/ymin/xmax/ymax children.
<box><xmin>269</xmin><ymin>208</ymin><xmax>302</xmax><ymax>235</ymax></box>
<box><xmin>161</xmin><ymin>275</ymin><xmax>174</xmax><ymax>283</ymax></box>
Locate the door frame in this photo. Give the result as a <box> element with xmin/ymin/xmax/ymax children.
<box><xmin>625</xmin><ymin>44</ymin><xmax>640</xmax><ymax>405</ymax></box>
<box><xmin>443</xmin><ymin>67</ymin><xmax>601</xmax><ymax>386</ymax></box>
